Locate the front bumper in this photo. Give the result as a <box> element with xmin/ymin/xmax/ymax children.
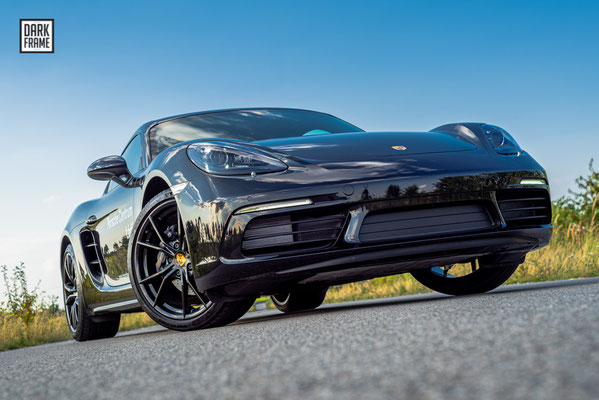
<box><xmin>177</xmin><ymin>185</ymin><xmax>550</xmax><ymax>301</ymax></box>
<box><xmin>171</xmin><ymin>156</ymin><xmax>551</xmax><ymax>300</ymax></box>
<box><xmin>201</xmin><ymin>225</ymin><xmax>551</xmax><ymax>300</ymax></box>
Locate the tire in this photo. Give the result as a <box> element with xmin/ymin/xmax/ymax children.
<box><xmin>271</xmin><ymin>287</ymin><xmax>328</xmax><ymax>313</ymax></box>
<box><xmin>62</xmin><ymin>244</ymin><xmax>121</xmax><ymax>341</ymax></box>
<box><xmin>410</xmin><ymin>261</ymin><xmax>520</xmax><ymax>296</ymax></box>
<box><xmin>128</xmin><ymin>189</ymin><xmax>254</xmax><ymax>331</ymax></box>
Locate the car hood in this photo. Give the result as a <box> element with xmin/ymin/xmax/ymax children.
<box><xmin>252</xmin><ymin>131</ymin><xmax>477</xmax><ymax>163</ymax></box>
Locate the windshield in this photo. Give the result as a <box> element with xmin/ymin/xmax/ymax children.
<box><xmin>148</xmin><ymin>109</ymin><xmax>362</xmax><ymax>159</ymax></box>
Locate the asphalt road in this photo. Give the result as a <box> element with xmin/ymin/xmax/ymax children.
<box><xmin>2</xmin><ymin>278</ymin><xmax>598</xmax><ymax>400</ymax></box>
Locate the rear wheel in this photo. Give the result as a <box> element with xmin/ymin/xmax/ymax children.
<box><xmin>129</xmin><ymin>190</ymin><xmax>254</xmax><ymax>331</ymax></box>
<box><xmin>62</xmin><ymin>244</ymin><xmax>120</xmax><ymax>341</ymax></box>
<box><xmin>410</xmin><ymin>260</ymin><xmax>519</xmax><ymax>296</ymax></box>
<box><xmin>271</xmin><ymin>287</ymin><xmax>328</xmax><ymax>313</ymax></box>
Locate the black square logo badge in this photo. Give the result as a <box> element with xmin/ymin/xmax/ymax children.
<box><xmin>20</xmin><ymin>19</ymin><xmax>54</xmax><ymax>53</ymax></box>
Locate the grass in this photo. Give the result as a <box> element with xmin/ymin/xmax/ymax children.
<box><xmin>510</xmin><ymin>225</ymin><xmax>599</xmax><ymax>283</ymax></box>
<box><xmin>2</xmin><ymin>221</ymin><xmax>598</xmax><ymax>351</ymax></box>
<box><xmin>0</xmin><ymin>311</ymin><xmax>156</xmax><ymax>352</ymax></box>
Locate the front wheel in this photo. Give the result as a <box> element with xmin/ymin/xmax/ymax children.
<box><xmin>410</xmin><ymin>260</ymin><xmax>519</xmax><ymax>296</ymax></box>
<box><xmin>271</xmin><ymin>287</ymin><xmax>328</xmax><ymax>313</ymax></box>
<box><xmin>128</xmin><ymin>189</ymin><xmax>254</xmax><ymax>331</ymax></box>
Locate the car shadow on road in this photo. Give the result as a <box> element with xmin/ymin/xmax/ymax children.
<box><xmin>114</xmin><ymin>277</ymin><xmax>599</xmax><ymax>337</ymax></box>
<box><xmin>232</xmin><ymin>277</ymin><xmax>599</xmax><ymax>327</ymax></box>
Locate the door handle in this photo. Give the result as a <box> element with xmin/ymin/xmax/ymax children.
<box><xmin>86</xmin><ymin>215</ymin><xmax>98</xmax><ymax>225</ymax></box>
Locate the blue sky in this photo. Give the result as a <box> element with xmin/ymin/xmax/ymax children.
<box><xmin>1</xmin><ymin>0</ymin><xmax>598</xmax><ymax>299</ymax></box>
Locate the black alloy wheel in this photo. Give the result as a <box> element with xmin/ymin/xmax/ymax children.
<box><xmin>410</xmin><ymin>260</ymin><xmax>520</xmax><ymax>296</ymax></box>
<box><xmin>129</xmin><ymin>190</ymin><xmax>254</xmax><ymax>331</ymax></box>
<box><xmin>132</xmin><ymin>193</ymin><xmax>212</xmax><ymax>320</ymax></box>
<box><xmin>271</xmin><ymin>287</ymin><xmax>328</xmax><ymax>313</ymax></box>
<box><xmin>62</xmin><ymin>244</ymin><xmax>120</xmax><ymax>341</ymax></box>
<box><xmin>63</xmin><ymin>249</ymin><xmax>79</xmax><ymax>332</ymax></box>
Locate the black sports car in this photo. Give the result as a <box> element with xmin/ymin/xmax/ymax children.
<box><xmin>60</xmin><ymin>108</ymin><xmax>551</xmax><ymax>340</ymax></box>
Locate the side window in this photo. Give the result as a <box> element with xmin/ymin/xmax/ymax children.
<box><xmin>106</xmin><ymin>135</ymin><xmax>144</xmax><ymax>193</ymax></box>
<box><xmin>121</xmin><ymin>135</ymin><xmax>143</xmax><ymax>175</ymax></box>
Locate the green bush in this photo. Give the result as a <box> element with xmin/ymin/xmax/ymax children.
<box><xmin>1</xmin><ymin>263</ymin><xmax>59</xmax><ymax>324</ymax></box>
<box><xmin>553</xmin><ymin>158</ymin><xmax>599</xmax><ymax>229</ymax></box>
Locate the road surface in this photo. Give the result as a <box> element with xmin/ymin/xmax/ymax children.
<box><xmin>1</xmin><ymin>278</ymin><xmax>598</xmax><ymax>399</ymax></box>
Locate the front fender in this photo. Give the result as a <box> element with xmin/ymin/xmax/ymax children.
<box><xmin>143</xmin><ymin>143</ymin><xmax>205</xmax><ymax>189</ymax></box>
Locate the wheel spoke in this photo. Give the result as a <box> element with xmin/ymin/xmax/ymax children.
<box><xmin>64</xmin><ymin>258</ymin><xmax>70</xmax><ymax>279</ymax></box>
<box><xmin>471</xmin><ymin>260</ymin><xmax>477</xmax><ymax>272</ymax></box>
<box><xmin>138</xmin><ymin>241</ymin><xmax>174</xmax><ymax>256</ymax></box>
<box><xmin>178</xmin><ymin>215</ymin><xmax>188</xmax><ymax>253</ymax></box>
<box><xmin>182</xmin><ymin>227</ymin><xmax>188</xmax><ymax>252</ymax></box>
<box><xmin>149</xmin><ymin>216</ymin><xmax>167</xmax><ymax>245</ymax></box>
<box><xmin>69</xmin><ymin>304</ymin><xmax>76</xmax><ymax>326</ymax></box>
<box><xmin>177</xmin><ymin>207</ymin><xmax>181</xmax><ymax>241</ymax></box>
<box><xmin>152</xmin><ymin>269</ymin><xmax>176</xmax><ymax>307</ymax></box>
<box><xmin>73</xmin><ymin>300</ymin><xmax>79</xmax><ymax>326</ymax></box>
<box><xmin>188</xmin><ymin>281</ymin><xmax>209</xmax><ymax>307</ymax></box>
<box><xmin>137</xmin><ymin>240</ymin><xmax>163</xmax><ymax>252</ymax></box>
<box><xmin>65</xmin><ymin>293</ymin><xmax>77</xmax><ymax>305</ymax></box>
<box><xmin>64</xmin><ymin>282</ymin><xmax>76</xmax><ymax>293</ymax></box>
<box><xmin>64</xmin><ymin>257</ymin><xmax>74</xmax><ymax>282</ymax></box>
<box><xmin>139</xmin><ymin>263</ymin><xmax>175</xmax><ymax>284</ymax></box>
<box><xmin>181</xmin><ymin>271</ymin><xmax>188</xmax><ymax>319</ymax></box>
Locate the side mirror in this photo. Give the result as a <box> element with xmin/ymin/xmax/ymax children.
<box><xmin>87</xmin><ymin>156</ymin><xmax>132</xmax><ymax>188</ymax></box>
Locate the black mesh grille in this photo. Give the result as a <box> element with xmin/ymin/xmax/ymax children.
<box><xmin>242</xmin><ymin>209</ymin><xmax>346</xmax><ymax>256</ymax></box>
<box><xmin>497</xmin><ymin>189</ymin><xmax>551</xmax><ymax>228</ymax></box>
<box><xmin>359</xmin><ymin>203</ymin><xmax>493</xmax><ymax>244</ymax></box>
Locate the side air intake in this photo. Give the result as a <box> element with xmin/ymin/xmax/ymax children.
<box><xmin>496</xmin><ymin>189</ymin><xmax>551</xmax><ymax>228</ymax></box>
<box><xmin>242</xmin><ymin>208</ymin><xmax>346</xmax><ymax>256</ymax></box>
<box><xmin>79</xmin><ymin>229</ymin><xmax>106</xmax><ymax>281</ymax></box>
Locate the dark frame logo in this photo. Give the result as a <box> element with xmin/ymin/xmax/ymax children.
<box><xmin>20</xmin><ymin>19</ymin><xmax>54</xmax><ymax>53</ymax></box>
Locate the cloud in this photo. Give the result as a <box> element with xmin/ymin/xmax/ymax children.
<box><xmin>42</xmin><ymin>195</ymin><xmax>62</xmax><ymax>204</ymax></box>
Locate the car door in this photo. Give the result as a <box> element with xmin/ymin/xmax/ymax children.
<box><xmin>90</xmin><ymin>135</ymin><xmax>144</xmax><ymax>286</ymax></box>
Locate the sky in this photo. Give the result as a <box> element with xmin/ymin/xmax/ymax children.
<box><xmin>0</xmin><ymin>0</ymin><xmax>598</xmax><ymax>300</ymax></box>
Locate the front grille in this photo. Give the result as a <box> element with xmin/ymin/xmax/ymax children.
<box><xmin>497</xmin><ymin>189</ymin><xmax>551</xmax><ymax>228</ymax></box>
<box><xmin>359</xmin><ymin>203</ymin><xmax>493</xmax><ymax>244</ymax></box>
<box><xmin>242</xmin><ymin>208</ymin><xmax>347</xmax><ymax>256</ymax></box>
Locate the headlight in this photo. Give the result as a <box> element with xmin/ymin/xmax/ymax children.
<box><xmin>187</xmin><ymin>141</ymin><xmax>288</xmax><ymax>175</ymax></box>
<box><xmin>481</xmin><ymin>124</ymin><xmax>521</xmax><ymax>155</ymax></box>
